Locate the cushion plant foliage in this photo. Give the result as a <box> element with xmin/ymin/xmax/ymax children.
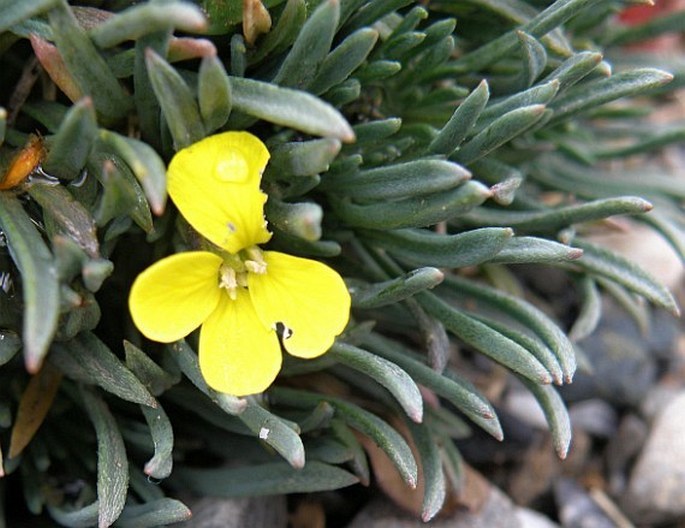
<box><xmin>0</xmin><ymin>0</ymin><xmax>683</xmax><ymax>526</ymax></box>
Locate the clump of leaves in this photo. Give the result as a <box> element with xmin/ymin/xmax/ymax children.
<box><xmin>0</xmin><ymin>0</ymin><xmax>682</xmax><ymax>526</ymax></box>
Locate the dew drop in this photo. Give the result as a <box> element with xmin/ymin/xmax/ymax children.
<box><xmin>215</xmin><ymin>149</ymin><xmax>249</xmax><ymax>183</ymax></box>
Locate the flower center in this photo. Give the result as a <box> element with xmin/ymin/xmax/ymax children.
<box><xmin>218</xmin><ymin>246</ymin><xmax>267</xmax><ymax>300</ymax></box>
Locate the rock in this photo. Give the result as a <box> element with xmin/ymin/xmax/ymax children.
<box><xmin>560</xmin><ymin>300</ymin><xmax>658</xmax><ymax>407</ymax></box>
<box><xmin>585</xmin><ymin>222</ymin><xmax>684</xmax><ymax>291</ymax></box>
<box><xmin>554</xmin><ymin>478</ymin><xmax>616</xmax><ymax>528</ymax></box>
<box><xmin>347</xmin><ymin>480</ymin><xmax>522</xmax><ymax>528</ymax></box>
<box><xmin>568</xmin><ymin>399</ymin><xmax>618</xmax><ymax>439</ymax></box>
<box><xmin>621</xmin><ymin>391</ymin><xmax>685</xmax><ymax>525</ymax></box>
<box><xmin>605</xmin><ymin>414</ymin><xmax>649</xmax><ymax>496</ymax></box>
<box><xmin>515</xmin><ymin>507</ymin><xmax>560</xmax><ymax>528</ymax></box>
<box><xmin>176</xmin><ymin>495</ymin><xmax>288</xmax><ymax>528</ymax></box>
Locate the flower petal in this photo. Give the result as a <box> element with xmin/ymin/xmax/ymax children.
<box><xmin>199</xmin><ymin>289</ymin><xmax>282</xmax><ymax>396</ymax></box>
<box><xmin>248</xmin><ymin>251</ymin><xmax>350</xmax><ymax>359</ymax></box>
<box><xmin>168</xmin><ymin>131</ymin><xmax>272</xmax><ymax>253</ymax></box>
<box><xmin>129</xmin><ymin>251</ymin><xmax>222</xmax><ymax>342</ymax></box>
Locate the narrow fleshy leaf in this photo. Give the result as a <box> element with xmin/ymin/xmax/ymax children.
<box><xmin>48</xmin><ymin>503</ymin><xmax>99</xmax><ymax>528</ymax></box>
<box><xmin>489</xmin><ymin>236</ymin><xmax>583</xmax><ymax>264</ymax></box>
<box><xmin>363</xmin><ymin>333</ymin><xmax>503</xmax><ymax>440</ymax></box>
<box><xmin>266</xmin><ymin>138</ymin><xmax>341</xmax><ymax>179</ymax></box>
<box><xmin>420</xmin><ymin>292</ymin><xmax>554</xmax><ymax>384</ymax></box>
<box><xmin>273</xmin><ymin>0</ymin><xmax>339</xmax><ymax>89</ymax></box>
<box><xmin>549</xmin><ymin>68</ymin><xmax>674</xmax><ymax>123</ymax></box>
<box><xmin>540</xmin><ymin>51</ymin><xmax>603</xmax><ymax>92</ymax></box>
<box><xmin>310</xmin><ymin>27</ymin><xmax>378</xmax><ymax>95</ymax></box>
<box><xmin>198</xmin><ymin>53</ymin><xmax>232</xmax><ymax>133</ymax></box>
<box><xmin>145</xmin><ymin>49</ymin><xmax>205</xmax><ymax>150</ymax></box>
<box><xmin>8</xmin><ymin>363</ymin><xmax>62</xmax><ymax>458</ymax></box>
<box><xmin>0</xmin><ymin>0</ymin><xmax>58</xmax><ymax>33</ymax></box>
<box><xmin>571</xmin><ymin>238</ymin><xmax>679</xmax><ymax>315</ymax></box>
<box><xmin>568</xmin><ymin>276</ymin><xmax>602</xmax><ymax>342</ymax></box>
<box><xmin>517</xmin><ymin>31</ymin><xmax>547</xmax><ymax>87</ymax></box>
<box><xmin>42</xmin><ymin>97</ymin><xmax>97</xmax><ymax>179</ymax></box>
<box><xmin>323</xmin><ymin>78</ymin><xmax>361</xmax><ymax>107</ymax></box>
<box><xmin>173</xmin><ymin>461</ymin><xmax>358</xmax><ymax>496</ymax></box>
<box><xmin>406</xmin><ymin>420</ymin><xmax>446</xmax><ymax>522</ymax></box>
<box><xmin>80</xmin><ymin>386</ymin><xmax>129</xmax><ymax>528</ymax></box>
<box><xmin>405</xmin><ymin>298</ymin><xmax>451</xmax><ymax>374</ymax></box>
<box><xmin>139</xmin><ymin>402</ymin><xmax>174</xmax><ymax>480</ymax></box>
<box><xmin>429</xmin><ymin>80</ymin><xmax>490</xmax><ymax>155</ymax></box>
<box><xmin>475</xmin><ymin>81</ymin><xmax>559</xmax><ymax>132</ymax></box>
<box><xmin>50</xmin><ymin>332</ymin><xmax>157</xmax><ymax>407</ymax></box>
<box><xmin>28</xmin><ymin>183</ymin><xmax>99</xmax><ymax>258</ymax></box>
<box><xmin>47</xmin><ymin>1</ymin><xmax>131</xmax><ymax>122</ymax></box>
<box><xmin>89</xmin><ymin>2</ymin><xmax>206</xmax><ymax>48</ymax></box>
<box><xmin>331</xmin><ymin>342</ymin><xmax>424</xmax><ymax>423</ymax></box>
<box><xmin>97</xmin><ymin>130</ymin><xmax>167</xmax><ymax>215</ymax></box>
<box><xmin>452</xmin><ymin>0</ymin><xmax>604</xmax><ymax>71</ymax></box>
<box><xmin>342</xmin><ymin>0</ymin><xmax>414</xmax><ymax>33</ymax></box>
<box><xmin>518</xmin><ymin>377</ymin><xmax>572</xmax><ymax>459</ymax></box>
<box><xmin>460</xmin><ymin>196</ymin><xmax>653</xmax><ymax>235</ymax></box>
<box><xmin>473</xmin><ymin>314</ymin><xmax>564</xmax><ymax>384</ymax></box>
<box><xmin>265</xmin><ymin>199</ymin><xmax>322</xmax><ymax>241</ymax></box>
<box><xmin>332</xmin><ymin>180</ymin><xmax>491</xmax><ymax>230</ymax></box>
<box><xmin>443</xmin><ymin>274</ymin><xmax>577</xmax><ymax>381</ymax></box>
<box><xmin>123</xmin><ymin>341</ymin><xmax>179</xmax><ymax>396</ymax></box>
<box><xmin>124</xmin><ymin>344</ymin><xmax>175</xmax><ymax>480</ymax></box>
<box><xmin>323</xmin><ymin>159</ymin><xmax>471</xmax><ymax>201</ymax></box>
<box><xmin>90</xmin><ymin>153</ymin><xmax>153</xmax><ymax>232</ymax></box>
<box><xmin>352</xmin><ymin>117</ymin><xmax>402</xmax><ymax>143</ymax></box>
<box><xmin>230</xmin><ymin>76</ymin><xmax>355</xmax><ymax>141</ymax></box>
<box><xmin>351</xmin><ymin>267</ymin><xmax>444</xmax><ymax>309</ymax></box>
<box><xmin>362</xmin><ymin>227</ymin><xmax>513</xmax><ymax>268</ymax></box>
<box><xmin>237</xmin><ymin>401</ymin><xmax>306</xmax><ymax>468</ymax></box>
<box><xmin>116</xmin><ymin>499</ymin><xmax>192</xmax><ymax>528</ymax></box>
<box><xmin>331</xmin><ymin>419</ymin><xmax>371</xmax><ymax>485</ymax></box>
<box><xmin>0</xmin><ymin>193</ymin><xmax>59</xmax><ymax>373</ymax></box>
<box><xmin>355</xmin><ymin>60</ymin><xmax>402</xmax><ymax>82</ymax></box>
<box><xmin>453</xmin><ymin>104</ymin><xmax>547</xmax><ymax>165</ymax></box>
<box><xmin>440</xmin><ymin>433</ymin><xmax>465</xmax><ymax>493</ymax></box>
<box><xmin>270</xmin><ymin>386</ymin><xmax>418</xmax><ymax>488</ymax></box>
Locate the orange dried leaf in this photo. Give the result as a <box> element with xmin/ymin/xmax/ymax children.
<box><xmin>0</xmin><ymin>135</ymin><xmax>46</xmax><ymax>191</ymax></box>
<box><xmin>9</xmin><ymin>363</ymin><xmax>63</xmax><ymax>459</ymax></box>
<box><xmin>243</xmin><ymin>0</ymin><xmax>272</xmax><ymax>45</ymax></box>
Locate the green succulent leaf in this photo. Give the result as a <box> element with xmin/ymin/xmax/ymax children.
<box><xmin>47</xmin><ymin>1</ymin><xmax>131</xmax><ymax>121</ymax></box>
<box><xmin>89</xmin><ymin>2</ymin><xmax>207</xmax><ymax>48</ymax></box>
<box><xmin>173</xmin><ymin>460</ymin><xmax>359</xmax><ymax>496</ymax></box>
<box><xmin>0</xmin><ymin>193</ymin><xmax>59</xmax><ymax>373</ymax></box>
<box><xmin>230</xmin><ymin>76</ymin><xmax>355</xmax><ymax>141</ymax></box>
<box><xmin>330</xmin><ymin>342</ymin><xmax>424</xmax><ymax>423</ymax></box>
<box><xmin>80</xmin><ymin>385</ymin><xmax>129</xmax><ymax>528</ymax></box>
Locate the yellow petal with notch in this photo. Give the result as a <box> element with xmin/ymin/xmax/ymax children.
<box><xmin>199</xmin><ymin>289</ymin><xmax>282</xmax><ymax>396</ymax></box>
<box><xmin>129</xmin><ymin>251</ymin><xmax>222</xmax><ymax>342</ymax></box>
<box><xmin>168</xmin><ymin>131</ymin><xmax>272</xmax><ymax>253</ymax></box>
<box><xmin>248</xmin><ymin>251</ymin><xmax>350</xmax><ymax>359</ymax></box>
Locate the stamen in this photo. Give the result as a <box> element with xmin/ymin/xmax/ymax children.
<box><xmin>244</xmin><ymin>247</ymin><xmax>267</xmax><ymax>274</ymax></box>
<box><xmin>218</xmin><ymin>265</ymin><xmax>238</xmax><ymax>300</ymax></box>
<box><xmin>245</xmin><ymin>259</ymin><xmax>266</xmax><ymax>274</ymax></box>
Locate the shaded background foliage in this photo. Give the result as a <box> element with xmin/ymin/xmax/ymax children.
<box><xmin>0</xmin><ymin>0</ymin><xmax>683</xmax><ymax>526</ymax></box>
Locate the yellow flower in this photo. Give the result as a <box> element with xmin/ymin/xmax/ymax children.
<box><xmin>129</xmin><ymin>132</ymin><xmax>350</xmax><ymax>396</ymax></box>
